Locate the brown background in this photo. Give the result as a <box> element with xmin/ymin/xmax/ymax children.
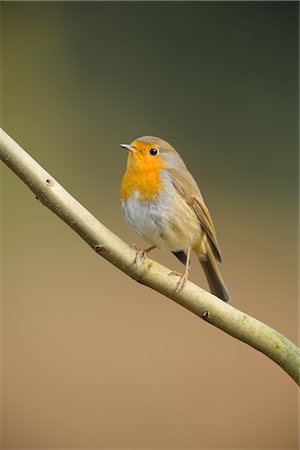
<box><xmin>1</xmin><ymin>2</ymin><xmax>299</xmax><ymax>448</ymax></box>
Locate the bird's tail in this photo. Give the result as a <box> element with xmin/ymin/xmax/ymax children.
<box><xmin>199</xmin><ymin>243</ymin><xmax>230</xmax><ymax>302</ymax></box>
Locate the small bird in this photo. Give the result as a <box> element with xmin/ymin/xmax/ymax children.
<box><xmin>120</xmin><ymin>136</ymin><xmax>229</xmax><ymax>301</ymax></box>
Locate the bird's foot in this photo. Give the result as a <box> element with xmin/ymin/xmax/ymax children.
<box><xmin>168</xmin><ymin>270</ymin><xmax>182</xmax><ymax>277</ymax></box>
<box><xmin>131</xmin><ymin>244</ymin><xmax>156</xmax><ymax>264</ymax></box>
<box><xmin>168</xmin><ymin>270</ymin><xmax>188</xmax><ymax>293</ymax></box>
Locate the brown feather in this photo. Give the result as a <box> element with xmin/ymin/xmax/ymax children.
<box><xmin>200</xmin><ymin>243</ymin><xmax>229</xmax><ymax>301</ymax></box>
<box><xmin>168</xmin><ymin>168</ymin><xmax>222</xmax><ymax>262</ymax></box>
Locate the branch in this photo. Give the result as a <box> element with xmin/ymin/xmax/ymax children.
<box><xmin>1</xmin><ymin>127</ymin><xmax>299</xmax><ymax>385</ymax></box>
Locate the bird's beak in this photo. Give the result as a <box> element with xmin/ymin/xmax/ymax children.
<box><xmin>119</xmin><ymin>144</ymin><xmax>137</xmax><ymax>153</ymax></box>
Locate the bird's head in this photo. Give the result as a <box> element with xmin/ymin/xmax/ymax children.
<box><xmin>120</xmin><ymin>136</ymin><xmax>185</xmax><ymax>172</ymax></box>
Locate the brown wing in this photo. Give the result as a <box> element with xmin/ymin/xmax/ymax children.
<box><xmin>168</xmin><ymin>168</ymin><xmax>222</xmax><ymax>262</ymax></box>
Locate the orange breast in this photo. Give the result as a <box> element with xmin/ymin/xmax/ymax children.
<box><xmin>120</xmin><ymin>168</ymin><xmax>163</xmax><ymax>202</ymax></box>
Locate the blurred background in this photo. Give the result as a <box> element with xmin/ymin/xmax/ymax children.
<box><xmin>1</xmin><ymin>2</ymin><xmax>298</xmax><ymax>448</ymax></box>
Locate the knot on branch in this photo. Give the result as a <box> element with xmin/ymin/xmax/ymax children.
<box><xmin>94</xmin><ymin>244</ymin><xmax>104</xmax><ymax>253</ymax></box>
<box><xmin>202</xmin><ymin>310</ymin><xmax>211</xmax><ymax>320</ymax></box>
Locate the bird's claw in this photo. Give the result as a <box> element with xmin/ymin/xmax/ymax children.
<box><xmin>168</xmin><ymin>271</ymin><xmax>188</xmax><ymax>293</ymax></box>
<box><xmin>136</xmin><ymin>249</ymin><xmax>147</xmax><ymax>264</ymax></box>
<box><xmin>131</xmin><ymin>244</ymin><xmax>145</xmax><ymax>264</ymax></box>
<box><xmin>168</xmin><ymin>270</ymin><xmax>182</xmax><ymax>277</ymax></box>
<box><xmin>131</xmin><ymin>244</ymin><xmax>156</xmax><ymax>264</ymax></box>
<box><xmin>175</xmin><ymin>274</ymin><xmax>188</xmax><ymax>293</ymax></box>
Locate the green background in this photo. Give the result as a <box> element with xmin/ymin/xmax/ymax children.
<box><xmin>2</xmin><ymin>1</ymin><xmax>298</xmax><ymax>448</ymax></box>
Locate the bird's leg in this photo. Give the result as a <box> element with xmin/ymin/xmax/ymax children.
<box><xmin>173</xmin><ymin>246</ymin><xmax>191</xmax><ymax>293</ymax></box>
<box><xmin>132</xmin><ymin>244</ymin><xmax>156</xmax><ymax>263</ymax></box>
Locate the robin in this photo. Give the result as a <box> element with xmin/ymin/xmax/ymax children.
<box><xmin>120</xmin><ymin>136</ymin><xmax>229</xmax><ymax>301</ymax></box>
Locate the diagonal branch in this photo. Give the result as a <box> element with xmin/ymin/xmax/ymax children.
<box><xmin>1</xmin><ymin>127</ymin><xmax>299</xmax><ymax>385</ymax></box>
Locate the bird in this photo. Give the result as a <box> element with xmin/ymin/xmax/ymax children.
<box><xmin>119</xmin><ymin>136</ymin><xmax>229</xmax><ymax>301</ymax></box>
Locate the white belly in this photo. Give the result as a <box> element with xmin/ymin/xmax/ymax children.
<box><xmin>121</xmin><ymin>187</ymin><xmax>202</xmax><ymax>253</ymax></box>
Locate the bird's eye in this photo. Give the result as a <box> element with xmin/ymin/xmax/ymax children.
<box><xmin>149</xmin><ymin>148</ymin><xmax>158</xmax><ymax>156</ymax></box>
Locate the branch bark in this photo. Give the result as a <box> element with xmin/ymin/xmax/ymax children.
<box><xmin>1</xmin><ymin>127</ymin><xmax>299</xmax><ymax>385</ymax></box>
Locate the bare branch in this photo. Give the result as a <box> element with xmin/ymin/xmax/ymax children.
<box><xmin>1</xmin><ymin>127</ymin><xmax>299</xmax><ymax>385</ymax></box>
